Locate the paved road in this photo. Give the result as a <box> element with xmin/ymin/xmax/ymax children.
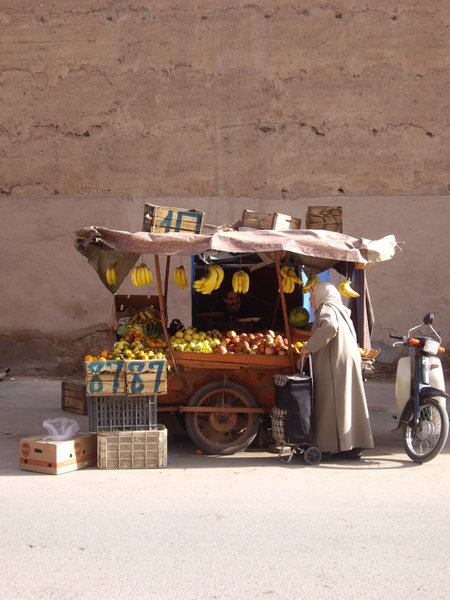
<box><xmin>1</xmin><ymin>377</ymin><xmax>449</xmax><ymax>600</ymax></box>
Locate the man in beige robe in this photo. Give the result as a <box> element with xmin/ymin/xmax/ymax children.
<box><xmin>299</xmin><ymin>282</ymin><xmax>374</xmax><ymax>459</ymax></box>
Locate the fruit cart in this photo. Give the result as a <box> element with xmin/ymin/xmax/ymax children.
<box><xmin>75</xmin><ymin>224</ymin><xmax>398</xmax><ymax>455</ymax></box>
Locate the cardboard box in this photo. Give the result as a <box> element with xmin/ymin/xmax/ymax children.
<box><xmin>85</xmin><ymin>360</ymin><xmax>126</xmax><ymax>396</ymax></box>
<box><xmin>142</xmin><ymin>203</ymin><xmax>204</xmax><ymax>234</ymax></box>
<box><xmin>112</xmin><ymin>294</ymin><xmax>160</xmax><ymax>331</ymax></box>
<box><xmin>20</xmin><ymin>434</ymin><xmax>97</xmax><ymax>475</ymax></box>
<box><xmin>241</xmin><ymin>209</ymin><xmax>302</xmax><ymax>231</ymax></box>
<box><xmin>61</xmin><ymin>381</ymin><xmax>87</xmax><ymax>415</ymax></box>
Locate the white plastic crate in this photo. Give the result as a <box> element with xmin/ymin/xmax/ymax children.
<box><xmin>97</xmin><ymin>427</ymin><xmax>167</xmax><ymax>469</ymax></box>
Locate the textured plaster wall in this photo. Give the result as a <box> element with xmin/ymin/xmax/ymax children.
<box><xmin>0</xmin><ymin>2</ymin><xmax>449</xmax><ymax>375</ymax></box>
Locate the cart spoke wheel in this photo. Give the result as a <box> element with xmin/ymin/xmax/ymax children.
<box><xmin>185</xmin><ymin>381</ymin><xmax>260</xmax><ymax>455</ymax></box>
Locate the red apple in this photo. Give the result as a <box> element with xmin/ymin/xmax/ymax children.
<box><xmin>266</xmin><ymin>329</ymin><xmax>275</xmax><ymax>338</ymax></box>
<box><xmin>227</xmin><ymin>330</ymin><xmax>237</xmax><ymax>339</ymax></box>
<box><xmin>215</xmin><ymin>345</ymin><xmax>228</xmax><ymax>354</ymax></box>
<box><xmin>265</xmin><ymin>346</ymin><xmax>276</xmax><ymax>355</ymax></box>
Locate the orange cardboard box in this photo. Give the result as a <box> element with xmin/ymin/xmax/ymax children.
<box><xmin>20</xmin><ymin>433</ymin><xmax>97</xmax><ymax>475</ymax></box>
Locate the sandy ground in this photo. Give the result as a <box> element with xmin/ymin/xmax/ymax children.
<box><xmin>1</xmin><ymin>376</ymin><xmax>449</xmax><ymax>600</ymax></box>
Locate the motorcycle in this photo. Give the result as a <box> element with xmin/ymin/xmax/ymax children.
<box><xmin>391</xmin><ymin>313</ymin><xmax>449</xmax><ymax>463</ymax></box>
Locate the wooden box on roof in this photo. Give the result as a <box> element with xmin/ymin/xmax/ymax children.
<box><xmin>241</xmin><ymin>210</ymin><xmax>302</xmax><ymax>231</ymax></box>
<box><xmin>142</xmin><ymin>204</ymin><xmax>204</xmax><ymax>234</ymax></box>
<box><xmin>306</xmin><ymin>206</ymin><xmax>343</xmax><ymax>232</ymax></box>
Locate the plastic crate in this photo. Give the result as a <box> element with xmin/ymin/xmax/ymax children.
<box><xmin>97</xmin><ymin>427</ymin><xmax>167</xmax><ymax>469</ymax></box>
<box><xmin>87</xmin><ymin>396</ymin><xmax>157</xmax><ymax>432</ymax></box>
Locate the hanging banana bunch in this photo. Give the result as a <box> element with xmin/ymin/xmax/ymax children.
<box><xmin>280</xmin><ymin>265</ymin><xmax>302</xmax><ymax>294</ymax></box>
<box><xmin>173</xmin><ymin>266</ymin><xmax>189</xmax><ymax>289</ymax></box>
<box><xmin>338</xmin><ymin>278</ymin><xmax>359</xmax><ymax>298</ymax></box>
<box><xmin>193</xmin><ymin>265</ymin><xmax>225</xmax><ymax>295</ymax></box>
<box><xmin>131</xmin><ymin>263</ymin><xmax>153</xmax><ymax>287</ymax></box>
<box><xmin>232</xmin><ymin>270</ymin><xmax>249</xmax><ymax>294</ymax></box>
<box><xmin>106</xmin><ymin>266</ymin><xmax>117</xmax><ymax>287</ymax></box>
<box><xmin>302</xmin><ymin>275</ymin><xmax>319</xmax><ymax>294</ymax></box>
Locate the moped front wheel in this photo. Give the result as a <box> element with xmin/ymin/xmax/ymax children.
<box><xmin>402</xmin><ymin>398</ymin><xmax>449</xmax><ymax>463</ymax></box>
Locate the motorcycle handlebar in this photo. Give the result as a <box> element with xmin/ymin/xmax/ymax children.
<box><xmin>389</xmin><ymin>334</ymin><xmax>405</xmax><ymax>341</ymax></box>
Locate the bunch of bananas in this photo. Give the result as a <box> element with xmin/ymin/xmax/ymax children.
<box><xmin>280</xmin><ymin>265</ymin><xmax>302</xmax><ymax>294</ymax></box>
<box><xmin>193</xmin><ymin>265</ymin><xmax>225</xmax><ymax>295</ymax></box>
<box><xmin>232</xmin><ymin>270</ymin><xmax>249</xmax><ymax>294</ymax></box>
<box><xmin>131</xmin><ymin>263</ymin><xmax>153</xmax><ymax>287</ymax></box>
<box><xmin>173</xmin><ymin>266</ymin><xmax>189</xmax><ymax>288</ymax></box>
<box><xmin>338</xmin><ymin>278</ymin><xmax>359</xmax><ymax>298</ymax></box>
<box><xmin>302</xmin><ymin>275</ymin><xmax>319</xmax><ymax>294</ymax></box>
<box><xmin>106</xmin><ymin>266</ymin><xmax>117</xmax><ymax>287</ymax></box>
<box><xmin>129</xmin><ymin>309</ymin><xmax>159</xmax><ymax>325</ymax></box>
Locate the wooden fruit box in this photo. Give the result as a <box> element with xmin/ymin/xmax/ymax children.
<box><xmin>61</xmin><ymin>381</ymin><xmax>87</xmax><ymax>415</ymax></box>
<box><xmin>306</xmin><ymin>206</ymin><xmax>343</xmax><ymax>233</ymax></box>
<box><xmin>125</xmin><ymin>359</ymin><xmax>168</xmax><ymax>396</ymax></box>
<box><xmin>241</xmin><ymin>209</ymin><xmax>302</xmax><ymax>231</ymax></box>
<box><xmin>142</xmin><ymin>203</ymin><xmax>204</xmax><ymax>234</ymax></box>
<box><xmin>85</xmin><ymin>360</ymin><xmax>126</xmax><ymax>396</ymax></box>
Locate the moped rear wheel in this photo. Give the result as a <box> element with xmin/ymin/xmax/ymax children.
<box><xmin>402</xmin><ymin>398</ymin><xmax>449</xmax><ymax>463</ymax></box>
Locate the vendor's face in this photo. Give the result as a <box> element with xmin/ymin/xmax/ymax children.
<box><xmin>310</xmin><ymin>293</ymin><xmax>317</xmax><ymax>312</ymax></box>
<box><xmin>224</xmin><ymin>291</ymin><xmax>241</xmax><ymax>312</ymax></box>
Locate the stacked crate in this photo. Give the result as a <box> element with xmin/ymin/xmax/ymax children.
<box><xmin>85</xmin><ymin>359</ymin><xmax>168</xmax><ymax>469</ymax></box>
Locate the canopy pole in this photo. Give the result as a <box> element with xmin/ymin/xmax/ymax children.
<box><xmin>154</xmin><ymin>254</ymin><xmax>180</xmax><ymax>375</ymax></box>
<box><xmin>164</xmin><ymin>256</ymin><xmax>171</xmax><ymax>303</ymax></box>
<box><xmin>274</xmin><ymin>252</ymin><xmax>296</xmax><ymax>374</ymax></box>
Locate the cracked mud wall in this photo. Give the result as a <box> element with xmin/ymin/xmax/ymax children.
<box><xmin>0</xmin><ymin>1</ymin><xmax>449</xmax><ymax>375</ymax></box>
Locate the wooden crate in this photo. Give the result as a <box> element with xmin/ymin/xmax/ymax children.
<box><xmin>241</xmin><ymin>209</ymin><xmax>302</xmax><ymax>231</ymax></box>
<box><xmin>125</xmin><ymin>359</ymin><xmax>168</xmax><ymax>396</ymax></box>
<box><xmin>306</xmin><ymin>206</ymin><xmax>343</xmax><ymax>232</ymax></box>
<box><xmin>142</xmin><ymin>204</ymin><xmax>204</xmax><ymax>234</ymax></box>
<box><xmin>61</xmin><ymin>381</ymin><xmax>87</xmax><ymax>415</ymax></box>
<box><xmin>97</xmin><ymin>427</ymin><xmax>167</xmax><ymax>469</ymax></box>
<box><xmin>20</xmin><ymin>434</ymin><xmax>97</xmax><ymax>475</ymax></box>
<box><xmin>85</xmin><ymin>360</ymin><xmax>126</xmax><ymax>396</ymax></box>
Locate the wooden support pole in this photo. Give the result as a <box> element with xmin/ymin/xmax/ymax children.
<box><xmin>154</xmin><ymin>255</ymin><xmax>180</xmax><ymax>375</ymax></box>
<box><xmin>274</xmin><ymin>252</ymin><xmax>296</xmax><ymax>374</ymax></box>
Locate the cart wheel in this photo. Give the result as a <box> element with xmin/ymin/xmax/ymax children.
<box><xmin>304</xmin><ymin>446</ymin><xmax>322</xmax><ymax>466</ymax></box>
<box><xmin>185</xmin><ymin>381</ymin><xmax>260</xmax><ymax>455</ymax></box>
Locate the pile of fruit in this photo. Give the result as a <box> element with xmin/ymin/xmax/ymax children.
<box><xmin>85</xmin><ymin>326</ymin><xmax>167</xmax><ymax>362</ymax></box>
<box><xmin>170</xmin><ymin>327</ymin><xmax>306</xmax><ymax>356</ymax></box>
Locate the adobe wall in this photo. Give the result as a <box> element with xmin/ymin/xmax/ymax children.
<box><xmin>0</xmin><ymin>2</ymin><xmax>449</xmax><ymax>375</ymax></box>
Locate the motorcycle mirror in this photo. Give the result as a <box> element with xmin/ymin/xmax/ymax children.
<box><xmin>423</xmin><ymin>312</ymin><xmax>434</xmax><ymax>325</ymax></box>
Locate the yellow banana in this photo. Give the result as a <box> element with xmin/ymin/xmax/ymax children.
<box><xmin>131</xmin><ymin>267</ymin><xmax>139</xmax><ymax>287</ymax></box>
<box><xmin>106</xmin><ymin>267</ymin><xmax>116</xmax><ymax>286</ymax></box>
<box><xmin>211</xmin><ymin>265</ymin><xmax>224</xmax><ymax>290</ymax></box>
<box><xmin>145</xmin><ymin>265</ymin><xmax>153</xmax><ymax>285</ymax></box>
<box><xmin>339</xmin><ymin>278</ymin><xmax>359</xmax><ymax>298</ymax></box>
<box><xmin>174</xmin><ymin>266</ymin><xmax>188</xmax><ymax>288</ymax></box>
<box><xmin>203</xmin><ymin>268</ymin><xmax>218</xmax><ymax>294</ymax></box>
<box><xmin>241</xmin><ymin>271</ymin><xmax>249</xmax><ymax>294</ymax></box>
<box><xmin>302</xmin><ymin>275</ymin><xmax>319</xmax><ymax>294</ymax></box>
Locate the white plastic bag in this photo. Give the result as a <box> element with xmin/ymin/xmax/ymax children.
<box><xmin>42</xmin><ymin>417</ymin><xmax>80</xmax><ymax>441</ymax></box>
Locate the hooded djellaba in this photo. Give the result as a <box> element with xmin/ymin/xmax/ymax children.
<box><xmin>300</xmin><ymin>281</ymin><xmax>374</xmax><ymax>459</ymax></box>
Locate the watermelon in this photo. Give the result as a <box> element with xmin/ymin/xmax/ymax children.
<box><xmin>288</xmin><ymin>307</ymin><xmax>310</xmax><ymax>328</ymax></box>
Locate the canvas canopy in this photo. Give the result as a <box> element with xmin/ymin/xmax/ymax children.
<box><xmin>75</xmin><ymin>225</ymin><xmax>397</xmax><ymax>267</ymax></box>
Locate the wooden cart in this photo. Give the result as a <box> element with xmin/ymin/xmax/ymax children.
<box><xmin>75</xmin><ymin>223</ymin><xmax>398</xmax><ymax>455</ymax></box>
